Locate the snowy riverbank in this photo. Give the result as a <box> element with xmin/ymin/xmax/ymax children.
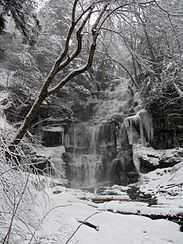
<box><xmin>1</xmin><ymin>159</ymin><xmax>183</xmax><ymax>243</ymax></box>
<box><xmin>32</xmin><ymin>184</ymin><xmax>183</xmax><ymax>244</ymax></box>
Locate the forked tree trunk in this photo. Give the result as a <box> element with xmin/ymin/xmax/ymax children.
<box><xmin>11</xmin><ymin>2</ymin><xmax>109</xmax><ymax>145</ymax></box>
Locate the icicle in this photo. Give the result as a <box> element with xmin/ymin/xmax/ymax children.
<box><xmin>139</xmin><ymin>115</ymin><xmax>145</xmax><ymax>145</ymax></box>
<box><xmin>123</xmin><ymin>109</ymin><xmax>153</xmax><ymax>147</ymax></box>
<box><xmin>124</xmin><ymin>114</ymin><xmax>140</xmax><ymax>145</ymax></box>
<box><xmin>138</xmin><ymin>109</ymin><xmax>153</xmax><ymax>145</ymax></box>
<box><xmin>124</xmin><ymin>117</ymin><xmax>132</xmax><ymax>145</ymax></box>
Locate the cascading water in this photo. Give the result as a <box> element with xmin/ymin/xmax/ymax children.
<box><xmin>67</xmin><ymin>123</ymin><xmax>102</xmax><ymax>188</ymax></box>
<box><xmin>69</xmin><ymin>154</ymin><xmax>102</xmax><ymax>188</ymax></box>
<box><xmin>65</xmin><ymin>122</ymin><xmax>117</xmax><ymax>189</ymax></box>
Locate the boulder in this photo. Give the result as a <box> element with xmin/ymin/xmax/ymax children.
<box><xmin>133</xmin><ymin>145</ymin><xmax>183</xmax><ymax>173</ymax></box>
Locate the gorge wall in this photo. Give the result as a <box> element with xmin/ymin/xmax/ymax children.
<box><xmin>2</xmin><ymin>78</ymin><xmax>181</xmax><ymax>189</ymax></box>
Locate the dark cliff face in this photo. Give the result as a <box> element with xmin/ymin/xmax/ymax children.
<box><xmin>152</xmin><ymin>112</ymin><xmax>183</xmax><ymax>149</ymax></box>
<box><xmin>144</xmin><ymin>82</ymin><xmax>183</xmax><ymax>149</ymax></box>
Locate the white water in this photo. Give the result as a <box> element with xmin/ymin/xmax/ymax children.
<box><xmin>69</xmin><ymin>124</ymin><xmax>103</xmax><ymax>188</ymax></box>
<box><xmin>70</xmin><ymin>154</ymin><xmax>102</xmax><ymax>188</ymax></box>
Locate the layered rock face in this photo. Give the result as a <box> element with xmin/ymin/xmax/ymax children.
<box><xmin>152</xmin><ymin>103</ymin><xmax>183</xmax><ymax>149</ymax></box>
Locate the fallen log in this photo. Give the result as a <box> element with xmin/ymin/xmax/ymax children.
<box><xmin>80</xmin><ymin>195</ymin><xmax>130</xmax><ymax>203</ymax></box>
<box><xmin>104</xmin><ymin>208</ymin><xmax>183</xmax><ymax>231</ymax></box>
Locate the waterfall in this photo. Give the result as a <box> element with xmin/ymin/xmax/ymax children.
<box><xmin>66</xmin><ymin>122</ymin><xmax>117</xmax><ymax>188</ymax></box>
<box><xmin>68</xmin><ymin>124</ymin><xmax>102</xmax><ymax>188</ymax></box>
<box><xmin>90</xmin><ymin>126</ymin><xmax>98</xmax><ymax>154</ymax></box>
<box><xmin>69</xmin><ymin>154</ymin><xmax>102</xmax><ymax>188</ymax></box>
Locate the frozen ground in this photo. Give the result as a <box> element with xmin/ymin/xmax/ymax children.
<box><xmin>32</xmin><ymin>185</ymin><xmax>183</xmax><ymax>244</ymax></box>
<box><xmin>31</xmin><ymin>161</ymin><xmax>183</xmax><ymax>244</ymax></box>
<box><xmin>0</xmin><ymin>156</ymin><xmax>183</xmax><ymax>243</ymax></box>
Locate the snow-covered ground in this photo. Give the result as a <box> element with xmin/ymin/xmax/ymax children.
<box><xmin>0</xmin><ymin>161</ymin><xmax>183</xmax><ymax>244</ymax></box>
<box><xmin>32</xmin><ymin>184</ymin><xmax>183</xmax><ymax>244</ymax></box>
<box><xmin>140</xmin><ymin>162</ymin><xmax>183</xmax><ymax>209</ymax></box>
<box><xmin>1</xmin><ymin>142</ymin><xmax>183</xmax><ymax>244</ymax></box>
<box><xmin>30</xmin><ymin>160</ymin><xmax>183</xmax><ymax>244</ymax></box>
<box><xmin>0</xmin><ymin>135</ymin><xmax>183</xmax><ymax>243</ymax></box>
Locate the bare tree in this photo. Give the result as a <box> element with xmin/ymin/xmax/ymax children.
<box><xmin>12</xmin><ymin>0</ymin><xmax>109</xmax><ymax>144</ymax></box>
<box><xmin>12</xmin><ymin>0</ymin><xmax>173</xmax><ymax>145</ymax></box>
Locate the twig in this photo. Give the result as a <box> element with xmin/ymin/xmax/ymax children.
<box><xmin>77</xmin><ymin>220</ymin><xmax>99</xmax><ymax>231</ymax></box>
<box><xmin>2</xmin><ymin>174</ymin><xmax>30</xmax><ymax>244</ymax></box>
<box><xmin>28</xmin><ymin>204</ymin><xmax>72</xmax><ymax>244</ymax></box>
<box><xmin>65</xmin><ymin>212</ymin><xmax>100</xmax><ymax>244</ymax></box>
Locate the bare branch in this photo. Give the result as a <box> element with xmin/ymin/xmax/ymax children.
<box><xmin>98</xmin><ymin>1</ymin><xmax>156</xmax><ymax>30</ymax></box>
<box><xmin>48</xmin><ymin>3</ymin><xmax>109</xmax><ymax>95</ymax></box>
<box><xmin>154</xmin><ymin>0</ymin><xmax>183</xmax><ymax>17</ymax></box>
<box><xmin>58</xmin><ymin>6</ymin><xmax>94</xmax><ymax>71</ymax></box>
<box><xmin>65</xmin><ymin>212</ymin><xmax>100</xmax><ymax>244</ymax></box>
<box><xmin>174</xmin><ymin>83</ymin><xmax>183</xmax><ymax>97</ymax></box>
<box><xmin>106</xmin><ymin>56</ymin><xmax>139</xmax><ymax>88</ymax></box>
<box><xmin>48</xmin><ymin>41</ymin><xmax>97</xmax><ymax>95</ymax></box>
<box><xmin>72</xmin><ymin>0</ymin><xmax>79</xmax><ymax>22</ymax></box>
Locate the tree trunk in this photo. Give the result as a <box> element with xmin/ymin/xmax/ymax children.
<box><xmin>12</xmin><ymin>86</ymin><xmax>48</xmax><ymax>145</ymax></box>
<box><xmin>10</xmin><ymin>2</ymin><xmax>112</xmax><ymax>145</ymax></box>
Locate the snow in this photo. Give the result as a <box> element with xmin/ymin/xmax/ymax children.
<box><xmin>28</xmin><ymin>160</ymin><xmax>183</xmax><ymax>243</ymax></box>
<box><xmin>31</xmin><ymin>185</ymin><xmax>183</xmax><ymax>244</ymax></box>
<box><xmin>140</xmin><ymin>162</ymin><xmax>183</xmax><ymax>208</ymax></box>
<box><xmin>35</xmin><ymin>145</ymin><xmax>65</xmax><ymax>159</ymax></box>
<box><xmin>74</xmin><ymin>214</ymin><xmax>182</xmax><ymax>244</ymax></box>
<box><xmin>36</xmin><ymin>0</ymin><xmax>50</xmax><ymax>13</ymax></box>
<box><xmin>0</xmin><ymin>163</ymin><xmax>39</xmax><ymax>243</ymax></box>
<box><xmin>0</xmin><ymin>163</ymin><xmax>183</xmax><ymax>244</ymax></box>
<box><xmin>0</xmin><ymin>91</ymin><xmax>14</xmax><ymax>131</ymax></box>
<box><xmin>0</xmin><ymin>139</ymin><xmax>183</xmax><ymax>243</ymax></box>
<box><xmin>98</xmin><ymin>200</ymin><xmax>183</xmax><ymax>217</ymax></box>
